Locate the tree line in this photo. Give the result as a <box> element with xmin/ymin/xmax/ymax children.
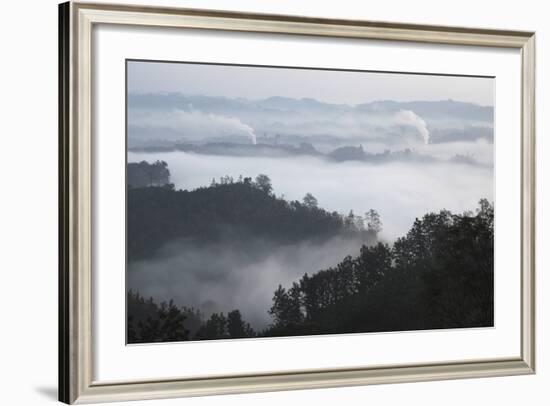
<box><xmin>128</xmin><ymin>160</ymin><xmax>171</xmax><ymax>188</ymax></box>
<box><xmin>265</xmin><ymin>199</ymin><xmax>493</xmax><ymax>336</ymax></box>
<box><xmin>128</xmin><ymin>198</ymin><xmax>493</xmax><ymax>343</ymax></box>
<box><xmin>127</xmin><ymin>172</ymin><xmax>378</xmax><ymax>262</ymax></box>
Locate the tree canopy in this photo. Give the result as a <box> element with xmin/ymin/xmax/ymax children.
<box><xmin>128</xmin><ymin>197</ymin><xmax>493</xmax><ymax>343</ymax></box>
<box><xmin>128</xmin><ymin>160</ymin><xmax>171</xmax><ymax>188</ymax></box>
<box><xmin>127</xmin><ymin>172</ymin><xmax>374</xmax><ymax>261</ymax></box>
<box><xmin>126</xmin><ymin>163</ymin><xmax>492</xmax><ymax>343</ymax></box>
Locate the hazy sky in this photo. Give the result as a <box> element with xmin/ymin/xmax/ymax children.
<box><xmin>128</xmin><ymin>60</ymin><xmax>494</xmax><ymax>106</ymax></box>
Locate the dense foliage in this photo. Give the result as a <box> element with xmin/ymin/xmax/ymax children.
<box><xmin>127</xmin><ymin>160</ymin><xmax>171</xmax><ymax>188</ymax></box>
<box><xmin>127</xmin><ymin>166</ymin><xmax>493</xmax><ymax>342</ymax></box>
<box><xmin>128</xmin><ymin>291</ymin><xmax>255</xmax><ymax>342</ymax></box>
<box><xmin>128</xmin><ymin>174</ymin><xmax>373</xmax><ymax>261</ymax></box>
<box><xmin>127</xmin><ymin>291</ymin><xmax>191</xmax><ymax>343</ymax></box>
<box><xmin>265</xmin><ymin>199</ymin><xmax>494</xmax><ymax>336</ymax></box>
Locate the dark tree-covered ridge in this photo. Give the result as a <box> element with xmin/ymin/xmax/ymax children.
<box><xmin>127</xmin><ymin>173</ymin><xmax>375</xmax><ymax>262</ymax></box>
<box><xmin>127</xmin><ymin>190</ymin><xmax>494</xmax><ymax>342</ymax></box>
<box><xmin>265</xmin><ymin>199</ymin><xmax>493</xmax><ymax>337</ymax></box>
<box><xmin>127</xmin><ymin>291</ymin><xmax>195</xmax><ymax>343</ymax></box>
<box><xmin>127</xmin><ymin>160</ymin><xmax>171</xmax><ymax>188</ymax></box>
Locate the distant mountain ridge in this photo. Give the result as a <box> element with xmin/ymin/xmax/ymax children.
<box><xmin>129</xmin><ymin>92</ymin><xmax>493</xmax><ymax>121</ymax></box>
<box><xmin>129</xmin><ymin>141</ymin><xmax>491</xmax><ymax>167</ymax></box>
<box><xmin>128</xmin><ymin>93</ymin><xmax>494</xmax><ymax>155</ymax></box>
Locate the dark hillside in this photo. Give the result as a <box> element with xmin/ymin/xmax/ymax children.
<box><xmin>128</xmin><ymin>175</ymin><xmax>370</xmax><ymax>261</ymax></box>
<box><xmin>128</xmin><ymin>200</ymin><xmax>494</xmax><ymax>342</ymax></box>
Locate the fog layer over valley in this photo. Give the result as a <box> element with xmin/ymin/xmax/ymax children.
<box><xmin>126</xmin><ymin>66</ymin><xmax>494</xmax><ymax>341</ymax></box>
<box><xmin>128</xmin><ymin>235</ymin><xmax>368</xmax><ymax>329</ymax></box>
<box><xmin>128</xmin><ymin>151</ymin><xmax>493</xmax><ymax>241</ymax></box>
<box><xmin>126</xmin><ymin>155</ymin><xmax>492</xmax><ymax>331</ymax></box>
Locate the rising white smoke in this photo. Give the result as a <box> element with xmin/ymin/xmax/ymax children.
<box><xmin>239</xmin><ymin>121</ymin><xmax>257</xmax><ymax>145</ymax></box>
<box><xmin>395</xmin><ymin>110</ymin><xmax>430</xmax><ymax>145</ymax></box>
<box><xmin>129</xmin><ymin>108</ymin><xmax>257</xmax><ymax>144</ymax></box>
<box><xmin>201</xmin><ymin>112</ymin><xmax>256</xmax><ymax>145</ymax></box>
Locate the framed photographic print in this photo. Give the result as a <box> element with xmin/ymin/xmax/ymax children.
<box><xmin>59</xmin><ymin>1</ymin><xmax>536</xmax><ymax>404</ymax></box>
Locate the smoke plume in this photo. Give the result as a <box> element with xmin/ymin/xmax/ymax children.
<box><xmin>395</xmin><ymin>110</ymin><xmax>430</xmax><ymax>144</ymax></box>
<box><xmin>129</xmin><ymin>108</ymin><xmax>257</xmax><ymax>144</ymax></box>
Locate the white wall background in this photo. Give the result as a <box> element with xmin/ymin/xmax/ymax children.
<box><xmin>0</xmin><ymin>0</ymin><xmax>547</xmax><ymax>404</ymax></box>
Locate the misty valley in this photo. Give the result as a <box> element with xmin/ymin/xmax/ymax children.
<box><xmin>126</xmin><ymin>64</ymin><xmax>495</xmax><ymax>344</ymax></box>
<box><xmin>127</xmin><ymin>161</ymin><xmax>493</xmax><ymax>343</ymax></box>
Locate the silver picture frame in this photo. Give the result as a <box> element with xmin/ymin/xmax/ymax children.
<box><xmin>59</xmin><ymin>1</ymin><xmax>536</xmax><ymax>403</ymax></box>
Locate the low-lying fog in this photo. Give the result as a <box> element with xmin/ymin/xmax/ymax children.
<box><xmin>128</xmin><ymin>236</ymin><xmax>367</xmax><ymax>329</ymax></box>
<box><xmin>127</xmin><ymin>151</ymin><xmax>493</xmax><ymax>329</ymax></box>
<box><xmin>128</xmin><ymin>150</ymin><xmax>493</xmax><ymax>241</ymax></box>
<box><xmin>126</xmin><ymin>63</ymin><xmax>495</xmax><ymax>332</ymax></box>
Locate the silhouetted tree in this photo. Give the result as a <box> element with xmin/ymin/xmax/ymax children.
<box><xmin>127</xmin><ymin>291</ymin><xmax>203</xmax><ymax>343</ymax></box>
<box><xmin>269</xmin><ymin>284</ymin><xmax>304</xmax><ymax>330</ymax></box>
<box><xmin>365</xmin><ymin>209</ymin><xmax>382</xmax><ymax>235</ymax></box>
<box><xmin>195</xmin><ymin>313</ymin><xmax>228</xmax><ymax>340</ymax></box>
<box><xmin>254</xmin><ymin>174</ymin><xmax>273</xmax><ymax>194</ymax></box>
<box><xmin>303</xmin><ymin>193</ymin><xmax>318</xmax><ymax>208</ymax></box>
<box><xmin>227</xmin><ymin>310</ymin><xmax>255</xmax><ymax>338</ymax></box>
<box><xmin>128</xmin><ymin>160</ymin><xmax>170</xmax><ymax>188</ymax></box>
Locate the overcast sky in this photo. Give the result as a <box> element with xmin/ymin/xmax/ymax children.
<box><xmin>128</xmin><ymin>60</ymin><xmax>494</xmax><ymax>106</ymax></box>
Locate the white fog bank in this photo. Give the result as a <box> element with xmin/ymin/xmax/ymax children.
<box><xmin>128</xmin><ymin>151</ymin><xmax>493</xmax><ymax>241</ymax></box>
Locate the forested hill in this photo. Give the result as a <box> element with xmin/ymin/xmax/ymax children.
<box><xmin>128</xmin><ymin>200</ymin><xmax>494</xmax><ymax>343</ymax></box>
<box><xmin>128</xmin><ymin>175</ymin><xmax>375</xmax><ymax>262</ymax></box>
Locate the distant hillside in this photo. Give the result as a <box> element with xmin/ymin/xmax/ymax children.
<box><xmin>129</xmin><ymin>93</ymin><xmax>493</xmax><ymax>120</ymax></box>
<box><xmin>128</xmin><ymin>93</ymin><xmax>494</xmax><ymax>149</ymax></box>
<box><xmin>170</xmin><ymin>141</ymin><xmax>322</xmax><ymax>157</ymax></box>
<box><xmin>129</xmin><ymin>142</ymin><xmax>482</xmax><ymax>166</ymax></box>
<box><xmin>128</xmin><ymin>175</ymin><xmax>373</xmax><ymax>262</ymax></box>
<box><xmin>355</xmin><ymin>99</ymin><xmax>493</xmax><ymax>121</ymax></box>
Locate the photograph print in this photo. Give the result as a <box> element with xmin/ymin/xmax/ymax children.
<box><xmin>126</xmin><ymin>61</ymin><xmax>494</xmax><ymax>344</ymax></box>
